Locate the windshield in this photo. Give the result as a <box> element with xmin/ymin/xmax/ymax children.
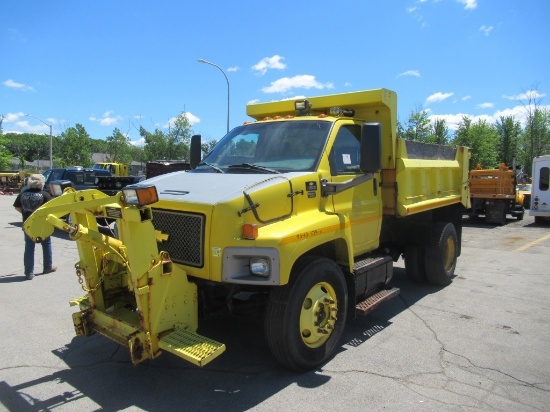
<box><xmin>191</xmin><ymin>120</ymin><xmax>331</xmax><ymax>174</ymax></box>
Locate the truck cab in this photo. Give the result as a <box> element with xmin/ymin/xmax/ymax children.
<box><xmin>43</xmin><ymin>167</ymin><xmax>112</xmax><ymax>195</ymax></box>
<box><xmin>92</xmin><ymin>162</ymin><xmax>129</xmax><ymax>177</ymax></box>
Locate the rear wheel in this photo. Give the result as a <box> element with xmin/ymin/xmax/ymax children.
<box><xmin>265</xmin><ymin>256</ymin><xmax>348</xmax><ymax>371</ymax></box>
<box><xmin>405</xmin><ymin>246</ymin><xmax>426</xmax><ymax>282</ymax></box>
<box><xmin>425</xmin><ymin>222</ymin><xmax>458</xmax><ymax>286</ymax></box>
<box><xmin>517</xmin><ymin>212</ymin><xmax>524</xmax><ymax>220</ymax></box>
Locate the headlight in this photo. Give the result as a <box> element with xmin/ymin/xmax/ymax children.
<box><xmin>222</xmin><ymin>247</ymin><xmax>279</xmax><ymax>284</ymax></box>
<box><xmin>250</xmin><ymin>258</ymin><xmax>270</xmax><ymax>277</ymax></box>
<box><xmin>122</xmin><ymin>185</ymin><xmax>158</xmax><ymax>206</ymax></box>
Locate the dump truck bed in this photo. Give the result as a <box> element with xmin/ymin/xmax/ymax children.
<box><xmin>382</xmin><ymin>139</ymin><xmax>470</xmax><ymax>216</ymax></box>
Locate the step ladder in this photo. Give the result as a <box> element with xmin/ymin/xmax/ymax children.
<box><xmin>355</xmin><ymin>288</ymin><xmax>400</xmax><ymax>316</ymax></box>
<box><xmin>158</xmin><ymin>328</ymin><xmax>226</xmax><ymax>367</ymax></box>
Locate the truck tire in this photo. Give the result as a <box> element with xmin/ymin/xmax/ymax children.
<box><xmin>516</xmin><ymin>211</ymin><xmax>524</xmax><ymax>220</ymax></box>
<box><xmin>425</xmin><ymin>222</ymin><xmax>458</xmax><ymax>286</ymax></box>
<box><xmin>264</xmin><ymin>256</ymin><xmax>348</xmax><ymax>371</ymax></box>
<box><xmin>405</xmin><ymin>246</ymin><xmax>426</xmax><ymax>282</ymax></box>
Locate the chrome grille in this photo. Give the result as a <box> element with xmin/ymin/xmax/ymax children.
<box><xmin>152</xmin><ymin>209</ymin><xmax>205</xmax><ymax>267</ymax></box>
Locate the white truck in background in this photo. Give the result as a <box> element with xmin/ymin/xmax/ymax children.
<box><xmin>530</xmin><ymin>155</ymin><xmax>550</xmax><ymax>223</ymax></box>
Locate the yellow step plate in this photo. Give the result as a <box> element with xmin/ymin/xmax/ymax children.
<box><xmin>158</xmin><ymin>328</ymin><xmax>226</xmax><ymax>367</ymax></box>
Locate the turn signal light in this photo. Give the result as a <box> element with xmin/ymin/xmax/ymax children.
<box><xmin>242</xmin><ymin>223</ymin><xmax>258</xmax><ymax>239</ymax></box>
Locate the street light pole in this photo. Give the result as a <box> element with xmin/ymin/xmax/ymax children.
<box><xmin>25</xmin><ymin>114</ymin><xmax>53</xmax><ymax>169</ymax></box>
<box><xmin>198</xmin><ymin>59</ymin><xmax>230</xmax><ymax>134</ymax></box>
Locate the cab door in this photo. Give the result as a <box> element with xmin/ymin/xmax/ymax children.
<box><xmin>329</xmin><ymin>123</ymin><xmax>382</xmax><ymax>255</ymax></box>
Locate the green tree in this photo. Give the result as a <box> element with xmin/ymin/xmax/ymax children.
<box><xmin>495</xmin><ymin>116</ymin><xmax>522</xmax><ymax>167</ymax></box>
<box><xmin>517</xmin><ymin>85</ymin><xmax>550</xmax><ymax>173</ymax></box>
<box><xmin>397</xmin><ymin>118</ymin><xmax>406</xmax><ymax>139</ymax></box>
<box><xmin>0</xmin><ymin>115</ymin><xmax>14</xmax><ymax>169</ymax></box>
<box><xmin>59</xmin><ymin>124</ymin><xmax>93</xmax><ymax>167</ymax></box>
<box><xmin>140</xmin><ymin>126</ymin><xmax>169</xmax><ymax>161</ymax></box>
<box><xmin>4</xmin><ymin>133</ymin><xmax>50</xmax><ymax>169</ymax></box>
<box><xmin>106</xmin><ymin>128</ymin><xmax>133</xmax><ymax>164</ymax></box>
<box><xmin>453</xmin><ymin>116</ymin><xmax>498</xmax><ymax>169</ymax></box>
<box><xmin>90</xmin><ymin>137</ymin><xmax>109</xmax><ymax>154</ymax></box>
<box><xmin>402</xmin><ymin>107</ymin><xmax>431</xmax><ymax>142</ymax></box>
<box><xmin>167</xmin><ymin>112</ymin><xmax>193</xmax><ymax>161</ymax></box>
<box><xmin>523</xmin><ymin>108</ymin><xmax>550</xmax><ymax>170</ymax></box>
<box><xmin>130</xmin><ymin>144</ymin><xmax>146</xmax><ymax>169</ymax></box>
<box><xmin>427</xmin><ymin>118</ymin><xmax>450</xmax><ymax>145</ymax></box>
<box><xmin>201</xmin><ymin>140</ymin><xmax>218</xmax><ymax>157</ymax></box>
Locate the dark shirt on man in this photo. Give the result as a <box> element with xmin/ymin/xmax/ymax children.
<box><xmin>13</xmin><ymin>188</ymin><xmax>53</xmax><ymax>221</ymax></box>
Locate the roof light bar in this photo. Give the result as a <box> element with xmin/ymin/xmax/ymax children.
<box><xmin>329</xmin><ymin>107</ymin><xmax>356</xmax><ymax>117</ymax></box>
<box><xmin>295</xmin><ymin>99</ymin><xmax>312</xmax><ymax>116</ymax></box>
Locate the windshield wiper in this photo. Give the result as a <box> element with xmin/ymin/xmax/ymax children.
<box><xmin>227</xmin><ymin>163</ymin><xmax>281</xmax><ymax>174</ymax></box>
<box><xmin>197</xmin><ymin>162</ymin><xmax>224</xmax><ymax>173</ymax></box>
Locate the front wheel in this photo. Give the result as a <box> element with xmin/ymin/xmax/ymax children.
<box><xmin>425</xmin><ymin>222</ymin><xmax>458</xmax><ymax>286</ymax></box>
<box><xmin>265</xmin><ymin>256</ymin><xmax>348</xmax><ymax>371</ymax></box>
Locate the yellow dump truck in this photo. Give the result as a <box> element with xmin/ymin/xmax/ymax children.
<box><xmin>25</xmin><ymin>89</ymin><xmax>470</xmax><ymax>371</ymax></box>
<box><xmin>92</xmin><ymin>162</ymin><xmax>129</xmax><ymax>176</ymax></box>
<box><xmin>467</xmin><ymin>163</ymin><xmax>524</xmax><ymax>225</ymax></box>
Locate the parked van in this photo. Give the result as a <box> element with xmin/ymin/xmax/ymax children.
<box><xmin>530</xmin><ymin>155</ymin><xmax>550</xmax><ymax>223</ymax></box>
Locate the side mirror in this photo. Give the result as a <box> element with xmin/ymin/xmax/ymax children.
<box><xmin>49</xmin><ymin>180</ymin><xmax>73</xmax><ymax>197</ymax></box>
<box><xmin>360</xmin><ymin>123</ymin><xmax>382</xmax><ymax>173</ymax></box>
<box><xmin>190</xmin><ymin>134</ymin><xmax>202</xmax><ymax>169</ymax></box>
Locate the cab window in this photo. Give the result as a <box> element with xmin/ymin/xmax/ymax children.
<box><xmin>330</xmin><ymin>125</ymin><xmax>361</xmax><ymax>174</ymax></box>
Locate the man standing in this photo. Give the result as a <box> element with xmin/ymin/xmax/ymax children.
<box><xmin>13</xmin><ymin>174</ymin><xmax>57</xmax><ymax>280</ymax></box>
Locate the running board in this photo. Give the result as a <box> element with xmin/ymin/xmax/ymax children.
<box><xmin>355</xmin><ymin>287</ymin><xmax>400</xmax><ymax>316</ymax></box>
<box><xmin>158</xmin><ymin>328</ymin><xmax>226</xmax><ymax>367</ymax></box>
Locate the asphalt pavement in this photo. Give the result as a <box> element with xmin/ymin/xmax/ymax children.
<box><xmin>0</xmin><ymin>192</ymin><xmax>549</xmax><ymax>412</ymax></box>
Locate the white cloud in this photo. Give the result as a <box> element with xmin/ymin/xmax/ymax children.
<box><xmin>428</xmin><ymin>103</ymin><xmax>550</xmax><ymax>131</ymax></box>
<box><xmin>344</xmin><ymin>82</ymin><xmax>352</xmax><ymax>87</ymax></box>
<box><xmin>163</xmin><ymin>112</ymin><xmax>201</xmax><ymax>129</ymax></box>
<box><xmin>457</xmin><ymin>0</ymin><xmax>477</xmax><ymax>10</ymax></box>
<box><xmin>281</xmin><ymin>95</ymin><xmax>307</xmax><ymax>101</ymax></box>
<box><xmin>3</xmin><ymin>79</ymin><xmax>35</xmax><ymax>92</ymax></box>
<box><xmin>252</xmin><ymin>55</ymin><xmax>286</xmax><ymax>76</ymax></box>
<box><xmin>477</xmin><ymin>102</ymin><xmax>494</xmax><ymax>109</ymax></box>
<box><xmin>130</xmin><ymin>137</ymin><xmax>146</xmax><ymax>147</ymax></box>
<box><xmin>479</xmin><ymin>25</ymin><xmax>494</xmax><ymax>36</ymax></box>
<box><xmin>503</xmin><ymin>90</ymin><xmax>546</xmax><ymax>101</ymax></box>
<box><xmin>462</xmin><ymin>95</ymin><xmax>471</xmax><ymax>101</ymax></box>
<box><xmin>426</xmin><ymin>92</ymin><xmax>454</xmax><ymax>104</ymax></box>
<box><xmin>247</xmin><ymin>99</ymin><xmax>260</xmax><ymax>105</ymax></box>
<box><xmin>89</xmin><ymin>111</ymin><xmax>122</xmax><ymax>126</ymax></box>
<box><xmin>3</xmin><ymin>112</ymin><xmax>25</xmax><ymax>122</ymax></box>
<box><xmin>397</xmin><ymin>70</ymin><xmax>421</xmax><ymax>78</ymax></box>
<box><xmin>14</xmin><ymin>120</ymin><xmax>50</xmax><ymax>134</ymax></box>
<box><xmin>227</xmin><ymin>66</ymin><xmax>239</xmax><ymax>72</ymax></box>
<box><xmin>261</xmin><ymin>75</ymin><xmax>333</xmax><ymax>94</ymax></box>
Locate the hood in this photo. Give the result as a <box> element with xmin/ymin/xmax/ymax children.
<box><xmin>141</xmin><ymin>171</ymin><xmax>314</xmax><ymax>206</ymax></box>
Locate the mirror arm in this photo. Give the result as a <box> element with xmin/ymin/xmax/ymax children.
<box><xmin>321</xmin><ymin>173</ymin><xmax>374</xmax><ymax>197</ymax></box>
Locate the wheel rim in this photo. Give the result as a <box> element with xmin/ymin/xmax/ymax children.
<box><xmin>299</xmin><ymin>281</ymin><xmax>338</xmax><ymax>348</ymax></box>
<box><xmin>443</xmin><ymin>236</ymin><xmax>457</xmax><ymax>273</ymax></box>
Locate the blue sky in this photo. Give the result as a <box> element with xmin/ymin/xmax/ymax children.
<box><xmin>2</xmin><ymin>0</ymin><xmax>549</xmax><ymax>145</ymax></box>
